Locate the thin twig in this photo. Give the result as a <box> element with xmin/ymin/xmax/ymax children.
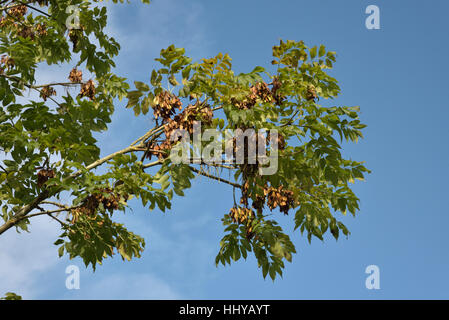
<box><xmin>142</xmin><ymin>159</ymin><xmax>164</xmax><ymax>169</ymax></box>
<box><xmin>20</xmin><ymin>206</ymin><xmax>75</xmax><ymax>226</ymax></box>
<box><xmin>32</xmin><ymin>82</ymin><xmax>82</xmax><ymax>89</ymax></box>
<box><xmin>41</xmin><ymin>201</ymin><xmax>69</xmax><ymax>209</ymax></box>
<box><xmin>0</xmin><ymin>74</ymin><xmax>65</xmax><ymax>108</ymax></box>
<box><xmin>189</xmin><ymin>165</ymin><xmax>241</xmax><ymax>188</ymax></box>
<box><xmin>16</xmin><ymin>1</ymin><xmax>51</xmax><ymax>18</ymax></box>
<box><xmin>0</xmin><ymin>164</ymin><xmax>9</xmax><ymax>174</ymax></box>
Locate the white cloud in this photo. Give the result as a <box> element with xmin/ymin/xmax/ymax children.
<box><xmin>105</xmin><ymin>0</ymin><xmax>210</xmax><ymax>63</ymax></box>
<box><xmin>0</xmin><ymin>0</ymin><xmax>215</xmax><ymax>300</ymax></box>
<box><xmin>0</xmin><ymin>216</ymin><xmax>61</xmax><ymax>299</ymax></box>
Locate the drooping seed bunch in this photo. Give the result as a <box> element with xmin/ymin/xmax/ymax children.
<box><xmin>71</xmin><ymin>188</ymin><xmax>123</xmax><ymax>222</ymax></box>
<box><xmin>36</xmin><ymin>168</ymin><xmax>55</xmax><ymax>187</ymax></box>
<box><xmin>0</xmin><ymin>13</ymin><xmax>48</xmax><ymax>40</ymax></box>
<box><xmin>152</xmin><ymin>90</ymin><xmax>182</xmax><ymax>122</ymax></box>
<box><xmin>240</xmin><ymin>181</ymin><xmax>296</xmax><ymax>216</ymax></box>
<box><xmin>229</xmin><ymin>129</ymin><xmax>285</xmax><ymax>175</ymax></box>
<box><xmin>0</xmin><ymin>55</ymin><xmax>14</xmax><ymax>74</ymax></box>
<box><xmin>270</xmin><ymin>76</ymin><xmax>285</xmax><ymax>105</ymax></box>
<box><xmin>68</xmin><ymin>29</ymin><xmax>83</xmax><ymax>51</ymax></box>
<box><xmin>265</xmin><ymin>185</ymin><xmax>295</xmax><ymax>215</ymax></box>
<box><xmin>252</xmin><ymin>81</ymin><xmax>273</xmax><ymax>103</ymax></box>
<box><xmin>229</xmin><ymin>206</ymin><xmax>256</xmax><ymax>239</ymax></box>
<box><xmin>146</xmin><ymin>98</ymin><xmax>213</xmax><ymax>160</ymax></box>
<box><xmin>145</xmin><ymin>139</ymin><xmax>172</xmax><ymax>161</ymax></box>
<box><xmin>35</xmin><ymin>23</ymin><xmax>47</xmax><ymax>36</ymax></box>
<box><xmin>17</xmin><ymin>25</ymin><xmax>35</xmax><ymax>40</ymax></box>
<box><xmin>232</xmin><ymin>80</ymin><xmax>286</xmax><ymax>110</ymax></box>
<box><xmin>230</xmin><ymin>206</ymin><xmax>255</xmax><ymax>225</ymax></box>
<box><xmin>1</xmin><ymin>2</ymin><xmax>49</xmax><ymax>40</ymax></box>
<box><xmin>79</xmin><ymin>79</ymin><xmax>96</xmax><ymax>100</ymax></box>
<box><xmin>40</xmin><ymin>85</ymin><xmax>56</xmax><ymax>101</ymax></box>
<box><xmin>68</xmin><ymin>68</ymin><xmax>82</xmax><ymax>83</ymax></box>
<box><xmin>7</xmin><ymin>4</ymin><xmax>27</xmax><ymax>18</ymax></box>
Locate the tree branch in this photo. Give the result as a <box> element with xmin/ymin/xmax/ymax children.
<box><xmin>31</xmin><ymin>82</ymin><xmax>83</xmax><ymax>89</ymax></box>
<box><xmin>41</xmin><ymin>201</ymin><xmax>69</xmax><ymax>208</ymax></box>
<box><xmin>16</xmin><ymin>1</ymin><xmax>51</xmax><ymax>18</ymax></box>
<box><xmin>0</xmin><ymin>190</ymin><xmax>49</xmax><ymax>235</ymax></box>
<box><xmin>131</xmin><ymin>125</ymin><xmax>165</xmax><ymax>147</ymax></box>
<box><xmin>188</xmin><ymin>165</ymin><xmax>241</xmax><ymax>189</ymax></box>
<box><xmin>0</xmin><ymin>94</ymin><xmax>228</xmax><ymax>235</ymax></box>
<box><xmin>23</xmin><ymin>206</ymin><xmax>75</xmax><ymax>226</ymax></box>
<box><xmin>0</xmin><ymin>74</ymin><xmax>66</xmax><ymax>108</ymax></box>
<box><xmin>142</xmin><ymin>159</ymin><xmax>164</xmax><ymax>169</ymax></box>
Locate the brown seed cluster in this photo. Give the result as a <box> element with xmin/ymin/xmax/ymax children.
<box><xmin>229</xmin><ymin>130</ymin><xmax>285</xmax><ymax>170</ymax></box>
<box><xmin>265</xmin><ymin>185</ymin><xmax>295</xmax><ymax>215</ymax></box>
<box><xmin>8</xmin><ymin>5</ymin><xmax>27</xmax><ymax>18</ymax></box>
<box><xmin>0</xmin><ymin>16</ymin><xmax>6</xmax><ymax>28</ymax></box>
<box><xmin>40</xmin><ymin>86</ymin><xmax>56</xmax><ymax>101</ymax></box>
<box><xmin>229</xmin><ymin>206</ymin><xmax>256</xmax><ymax>240</ymax></box>
<box><xmin>0</xmin><ymin>2</ymin><xmax>49</xmax><ymax>47</ymax></box>
<box><xmin>145</xmin><ymin>139</ymin><xmax>172</xmax><ymax>161</ymax></box>
<box><xmin>79</xmin><ymin>79</ymin><xmax>96</xmax><ymax>100</ymax></box>
<box><xmin>37</xmin><ymin>169</ymin><xmax>55</xmax><ymax>187</ymax></box>
<box><xmin>0</xmin><ymin>11</ymin><xmax>48</xmax><ymax>40</ymax></box>
<box><xmin>0</xmin><ymin>55</ymin><xmax>14</xmax><ymax>74</ymax></box>
<box><xmin>17</xmin><ymin>25</ymin><xmax>35</xmax><ymax>40</ymax></box>
<box><xmin>252</xmin><ymin>82</ymin><xmax>273</xmax><ymax>103</ymax></box>
<box><xmin>72</xmin><ymin>188</ymin><xmax>122</xmax><ymax>219</ymax></box>
<box><xmin>68</xmin><ymin>29</ymin><xmax>80</xmax><ymax>51</ymax></box>
<box><xmin>240</xmin><ymin>182</ymin><xmax>295</xmax><ymax>216</ymax></box>
<box><xmin>232</xmin><ymin>79</ymin><xmax>285</xmax><ymax>110</ymax></box>
<box><xmin>230</xmin><ymin>206</ymin><xmax>254</xmax><ymax>224</ymax></box>
<box><xmin>68</xmin><ymin>68</ymin><xmax>82</xmax><ymax>83</ymax></box>
<box><xmin>16</xmin><ymin>24</ymin><xmax>47</xmax><ymax>40</ymax></box>
<box><xmin>35</xmin><ymin>23</ymin><xmax>47</xmax><ymax>37</ymax></box>
<box><xmin>68</xmin><ymin>69</ymin><xmax>97</xmax><ymax>100</ymax></box>
<box><xmin>146</xmin><ymin>98</ymin><xmax>213</xmax><ymax>161</ymax></box>
<box><xmin>152</xmin><ymin>91</ymin><xmax>182</xmax><ymax>122</ymax></box>
<box><xmin>164</xmin><ymin>102</ymin><xmax>213</xmax><ymax>135</ymax></box>
<box><xmin>271</xmin><ymin>76</ymin><xmax>284</xmax><ymax>105</ymax></box>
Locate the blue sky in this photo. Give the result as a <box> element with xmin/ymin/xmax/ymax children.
<box><xmin>1</xmin><ymin>0</ymin><xmax>448</xmax><ymax>299</ymax></box>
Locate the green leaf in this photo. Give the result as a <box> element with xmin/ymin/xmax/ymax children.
<box><xmin>310</xmin><ymin>46</ymin><xmax>317</xmax><ymax>59</ymax></box>
<box><xmin>318</xmin><ymin>45</ymin><xmax>326</xmax><ymax>57</ymax></box>
<box><xmin>134</xmin><ymin>81</ymin><xmax>150</xmax><ymax>92</ymax></box>
<box><xmin>58</xmin><ymin>245</ymin><xmax>65</xmax><ymax>258</ymax></box>
<box><xmin>1</xmin><ymin>292</ymin><xmax>22</xmax><ymax>300</ymax></box>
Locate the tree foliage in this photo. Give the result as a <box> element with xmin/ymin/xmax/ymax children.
<box><xmin>1</xmin><ymin>292</ymin><xmax>22</xmax><ymax>300</ymax></box>
<box><xmin>0</xmin><ymin>0</ymin><xmax>369</xmax><ymax>285</ymax></box>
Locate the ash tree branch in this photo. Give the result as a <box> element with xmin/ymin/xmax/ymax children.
<box><xmin>189</xmin><ymin>165</ymin><xmax>241</xmax><ymax>189</ymax></box>
<box><xmin>16</xmin><ymin>1</ymin><xmax>51</xmax><ymax>18</ymax></box>
<box><xmin>0</xmin><ymin>125</ymin><xmax>166</xmax><ymax>235</ymax></box>
<box><xmin>0</xmin><ymin>74</ymin><xmax>66</xmax><ymax>108</ymax></box>
<box><xmin>23</xmin><ymin>205</ymin><xmax>76</xmax><ymax>226</ymax></box>
<box><xmin>31</xmin><ymin>82</ymin><xmax>83</xmax><ymax>88</ymax></box>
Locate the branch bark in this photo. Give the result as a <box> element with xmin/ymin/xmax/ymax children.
<box><xmin>0</xmin><ymin>144</ymin><xmax>148</xmax><ymax>235</ymax></box>
<box><xmin>189</xmin><ymin>165</ymin><xmax>241</xmax><ymax>189</ymax></box>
